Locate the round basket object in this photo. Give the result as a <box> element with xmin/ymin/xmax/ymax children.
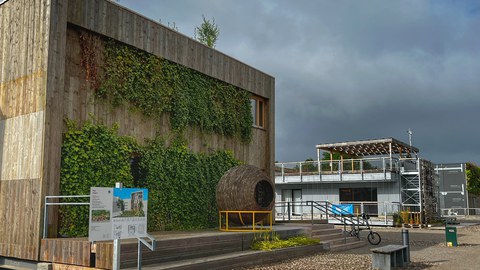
<box><xmin>216</xmin><ymin>165</ymin><xmax>274</xmax><ymax>225</ymax></box>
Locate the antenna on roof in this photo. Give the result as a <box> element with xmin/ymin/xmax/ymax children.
<box><xmin>407</xmin><ymin>128</ymin><xmax>413</xmax><ymax>147</ymax></box>
<box><xmin>407</xmin><ymin>128</ymin><xmax>413</xmax><ymax>158</ymax></box>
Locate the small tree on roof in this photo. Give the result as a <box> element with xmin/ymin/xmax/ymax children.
<box><xmin>195</xmin><ymin>15</ymin><xmax>220</xmax><ymax>48</ymax></box>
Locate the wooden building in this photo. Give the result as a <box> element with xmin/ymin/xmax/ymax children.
<box><xmin>0</xmin><ymin>0</ymin><xmax>274</xmax><ymax>265</ymax></box>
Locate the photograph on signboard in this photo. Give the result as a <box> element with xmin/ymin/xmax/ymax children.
<box><xmin>91</xmin><ymin>210</ymin><xmax>111</xmax><ymax>222</ymax></box>
<box><xmin>112</xmin><ymin>189</ymin><xmax>147</xmax><ymax>218</ymax></box>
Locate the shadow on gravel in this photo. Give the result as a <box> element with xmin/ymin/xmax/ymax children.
<box><xmin>458</xmin><ymin>243</ymin><xmax>480</xmax><ymax>247</ymax></box>
<box><xmin>406</xmin><ymin>261</ymin><xmax>447</xmax><ymax>270</ymax></box>
<box><xmin>342</xmin><ymin>229</ymin><xmax>447</xmax><ymax>255</ymax></box>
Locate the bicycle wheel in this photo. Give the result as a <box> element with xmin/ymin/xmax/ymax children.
<box><xmin>367</xmin><ymin>232</ymin><xmax>381</xmax><ymax>245</ymax></box>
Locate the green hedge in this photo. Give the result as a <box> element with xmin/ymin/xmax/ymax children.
<box><xmin>59</xmin><ymin>121</ymin><xmax>239</xmax><ymax>237</ymax></box>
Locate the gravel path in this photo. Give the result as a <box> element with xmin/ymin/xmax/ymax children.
<box><xmin>236</xmin><ymin>223</ymin><xmax>480</xmax><ymax>270</ymax></box>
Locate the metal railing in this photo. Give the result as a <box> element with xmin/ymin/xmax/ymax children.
<box><xmin>219</xmin><ymin>210</ymin><xmax>273</xmax><ymax>232</ymax></box>
<box><xmin>275</xmin><ymin>200</ymin><xmax>400</xmax><ymax>226</ymax></box>
<box><xmin>43</xmin><ymin>195</ymin><xmax>90</xmax><ymax>238</ymax></box>
<box><xmin>276</xmin><ymin>200</ymin><xmax>367</xmax><ymax>243</ymax></box>
<box><xmin>275</xmin><ymin>157</ymin><xmax>400</xmax><ymax>182</ymax></box>
<box><xmin>137</xmin><ymin>234</ymin><xmax>156</xmax><ymax>270</ymax></box>
<box><xmin>440</xmin><ymin>208</ymin><xmax>480</xmax><ymax>217</ymax></box>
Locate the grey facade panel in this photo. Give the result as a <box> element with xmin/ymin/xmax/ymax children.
<box><xmin>436</xmin><ymin>163</ymin><xmax>467</xmax><ymax>209</ymax></box>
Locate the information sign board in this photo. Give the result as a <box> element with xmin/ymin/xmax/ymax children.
<box><xmin>331</xmin><ymin>204</ymin><xmax>354</xmax><ymax>215</ymax></box>
<box><xmin>89</xmin><ymin>187</ymin><xmax>148</xmax><ymax>242</ymax></box>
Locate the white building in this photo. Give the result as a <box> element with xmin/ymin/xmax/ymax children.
<box><xmin>275</xmin><ymin>138</ymin><xmax>438</xmax><ymax>224</ymax></box>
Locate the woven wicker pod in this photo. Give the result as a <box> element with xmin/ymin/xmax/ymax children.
<box><xmin>216</xmin><ymin>165</ymin><xmax>274</xmax><ymax>225</ymax></box>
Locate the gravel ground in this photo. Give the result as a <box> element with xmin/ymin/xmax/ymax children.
<box><xmin>236</xmin><ymin>223</ymin><xmax>480</xmax><ymax>270</ymax></box>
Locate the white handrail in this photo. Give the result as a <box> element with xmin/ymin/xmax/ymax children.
<box><xmin>43</xmin><ymin>195</ymin><xmax>90</xmax><ymax>238</ymax></box>
<box><xmin>137</xmin><ymin>233</ymin><xmax>156</xmax><ymax>270</ymax></box>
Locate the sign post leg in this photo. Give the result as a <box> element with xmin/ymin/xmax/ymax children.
<box><xmin>113</xmin><ymin>182</ymin><xmax>123</xmax><ymax>270</ymax></box>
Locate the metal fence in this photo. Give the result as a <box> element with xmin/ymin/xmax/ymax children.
<box><xmin>440</xmin><ymin>208</ymin><xmax>480</xmax><ymax>217</ymax></box>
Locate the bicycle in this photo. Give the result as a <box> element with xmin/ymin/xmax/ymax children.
<box><xmin>348</xmin><ymin>213</ymin><xmax>381</xmax><ymax>245</ymax></box>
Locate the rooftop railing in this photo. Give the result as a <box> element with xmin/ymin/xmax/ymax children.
<box><xmin>275</xmin><ymin>157</ymin><xmax>401</xmax><ymax>182</ymax></box>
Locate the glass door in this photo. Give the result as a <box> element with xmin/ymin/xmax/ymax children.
<box><xmin>292</xmin><ymin>189</ymin><xmax>302</xmax><ymax>215</ymax></box>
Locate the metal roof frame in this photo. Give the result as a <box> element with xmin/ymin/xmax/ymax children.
<box><xmin>316</xmin><ymin>138</ymin><xmax>419</xmax><ymax>157</ymax></box>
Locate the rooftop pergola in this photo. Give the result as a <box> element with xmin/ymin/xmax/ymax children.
<box><xmin>316</xmin><ymin>138</ymin><xmax>419</xmax><ymax>158</ymax></box>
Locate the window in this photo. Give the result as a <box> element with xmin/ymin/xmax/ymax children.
<box><xmin>339</xmin><ymin>188</ymin><xmax>377</xmax><ymax>202</ymax></box>
<box><xmin>339</xmin><ymin>187</ymin><xmax>378</xmax><ymax>216</ymax></box>
<box><xmin>251</xmin><ymin>97</ymin><xmax>266</xmax><ymax>128</ymax></box>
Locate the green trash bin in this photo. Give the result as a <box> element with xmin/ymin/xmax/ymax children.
<box><xmin>445</xmin><ymin>226</ymin><xmax>458</xmax><ymax>247</ymax></box>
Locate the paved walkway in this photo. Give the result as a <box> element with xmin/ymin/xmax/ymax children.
<box><xmin>239</xmin><ymin>223</ymin><xmax>480</xmax><ymax>269</ymax></box>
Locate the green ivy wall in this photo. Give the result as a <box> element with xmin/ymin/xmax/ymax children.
<box><xmin>59</xmin><ymin>27</ymin><xmax>267</xmax><ymax>236</ymax></box>
<box><xmin>63</xmin><ymin>26</ymin><xmax>269</xmax><ymax>173</ymax></box>
<box><xmin>60</xmin><ymin>121</ymin><xmax>240</xmax><ymax>236</ymax></box>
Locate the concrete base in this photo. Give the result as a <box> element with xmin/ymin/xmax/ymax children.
<box><xmin>0</xmin><ymin>256</ymin><xmax>51</xmax><ymax>270</ymax></box>
<box><xmin>371</xmin><ymin>245</ymin><xmax>409</xmax><ymax>270</ymax></box>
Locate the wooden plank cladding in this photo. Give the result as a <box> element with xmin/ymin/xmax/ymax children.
<box><xmin>0</xmin><ymin>71</ymin><xmax>47</xmax><ymax>118</ymax></box>
<box><xmin>0</xmin><ymin>178</ymin><xmax>42</xmax><ymax>260</ymax></box>
<box><xmin>52</xmin><ymin>264</ymin><xmax>100</xmax><ymax>270</ymax></box>
<box><xmin>0</xmin><ymin>0</ymin><xmax>52</xmax><ymax>261</ymax></box>
<box><xmin>0</xmin><ymin>0</ymin><xmax>50</xmax><ymax>117</ymax></box>
<box><xmin>94</xmin><ymin>242</ymin><xmax>113</xmax><ymax>270</ymax></box>
<box><xmin>0</xmin><ymin>112</ymin><xmax>44</xmax><ymax>181</ymax></box>
<box><xmin>40</xmin><ymin>239</ymin><xmax>91</xmax><ymax>267</ymax></box>
<box><xmin>66</xmin><ymin>0</ymin><xmax>274</xmax><ymax>99</ymax></box>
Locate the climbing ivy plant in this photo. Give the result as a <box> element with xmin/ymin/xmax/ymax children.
<box><xmin>96</xmin><ymin>39</ymin><xmax>253</xmax><ymax>142</ymax></box>
<box><xmin>141</xmin><ymin>138</ymin><xmax>239</xmax><ymax>231</ymax></box>
<box><xmin>59</xmin><ymin>120</ymin><xmax>239</xmax><ymax>236</ymax></box>
<box><xmin>59</xmin><ymin>120</ymin><xmax>137</xmax><ymax>237</ymax></box>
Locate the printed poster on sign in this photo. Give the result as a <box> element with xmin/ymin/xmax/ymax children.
<box><xmin>112</xmin><ymin>188</ymin><xmax>148</xmax><ymax>239</ymax></box>
<box><xmin>89</xmin><ymin>187</ymin><xmax>148</xmax><ymax>242</ymax></box>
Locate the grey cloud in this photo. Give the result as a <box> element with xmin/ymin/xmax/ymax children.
<box><xmin>120</xmin><ymin>0</ymin><xmax>480</xmax><ymax>164</ymax></box>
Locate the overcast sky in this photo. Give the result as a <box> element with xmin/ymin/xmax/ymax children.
<box><xmin>118</xmin><ymin>0</ymin><xmax>480</xmax><ymax>164</ymax></box>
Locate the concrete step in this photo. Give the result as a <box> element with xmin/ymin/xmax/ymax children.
<box><xmin>0</xmin><ymin>265</ymin><xmax>30</xmax><ymax>270</ymax></box>
<box><xmin>310</xmin><ymin>223</ymin><xmax>335</xmax><ymax>230</ymax></box>
<box><xmin>312</xmin><ymin>232</ymin><xmax>345</xmax><ymax>241</ymax></box>
<box><xmin>311</xmin><ymin>228</ymin><xmax>342</xmax><ymax>236</ymax></box>
<box><xmin>276</xmin><ymin>219</ymin><xmax>329</xmax><ymax>225</ymax></box>
<box><xmin>329</xmin><ymin>239</ymin><xmax>367</xmax><ymax>252</ymax></box>
<box><xmin>123</xmin><ymin>243</ymin><xmax>328</xmax><ymax>270</ymax></box>
<box><xmin>322</xmin><ymin>236</ymin><xmax>359</xmax><ymax>247</ymax></box>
